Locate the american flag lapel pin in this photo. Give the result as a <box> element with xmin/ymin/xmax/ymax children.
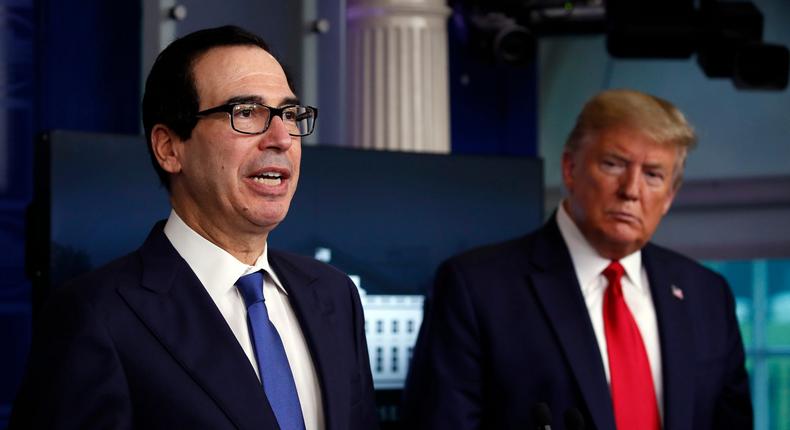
<box><xmin>671</xmin><ymin>285</ymin><xmax>684</xmax><ymax>300</ymax></box>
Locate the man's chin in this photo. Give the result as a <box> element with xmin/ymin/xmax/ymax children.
<box><xmin>247</xmin><ymin>209</ymin><xmax>289</xmax><ymax>231</ymax></box>
<box><xmin>609</xmin><ymin>237</ymin><xmax>646</xmax><ymax>257</ymax></box>
<box><xmin>606</xmin><ymin>220</ymin><xmax>643</xmax><ymax>238</ymax></box>
<box><xmin>592</xmin><ymin>229</ymin><xmax>645</xmax><ymax>259</ymax></box>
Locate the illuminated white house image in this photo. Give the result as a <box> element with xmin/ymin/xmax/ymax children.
<box><xmin>314</xmin><ymin>247</ymin><xmax>424</xmax><ymax>389</ymax></box>
<box><xmin>356</xmin><ymin>286</ymin><xmax>423</xmax><ymax>389</ymax></box>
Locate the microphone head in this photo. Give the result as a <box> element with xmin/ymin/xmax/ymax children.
<box><xmin>532</xmin><ymin>402</ymin><xmax>552</xmax><ymax>428</ymax></box>
<box><xmin>563</xmin><ymin>407</ymin><xmax>585</xmax><ymax>430</ymax></box>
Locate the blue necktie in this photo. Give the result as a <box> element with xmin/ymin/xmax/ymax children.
<box><xmin>236</xmin><ymin>271</ymin><xmax>306</xmax><ymax>430</ymax></box>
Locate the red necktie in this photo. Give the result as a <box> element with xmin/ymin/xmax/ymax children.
<box><xmin>602</xmin><ymin>261</ymin><xmax>661</xmax><ymax>430</ymax></box>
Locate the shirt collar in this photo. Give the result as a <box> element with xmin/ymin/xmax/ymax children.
<box><xmin>163</xmin><ymin>210</ymin><xmax>288</xmax><ymax>304</ymax></box>
<box><xmin>556</xmin><ymin>202</ymin><xmax>644</xmax><ymax>293</ymax></box>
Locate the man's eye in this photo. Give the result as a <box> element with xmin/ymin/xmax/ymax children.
<box><xmin>283</xmin><ymin>110</ymin><xmax>297</xmax><ymax>121</ymax></box>
<box><xmin>234</xmin><ymin>104</ymin><xmax>260</xmax><ymax>118</ymax></box>
<box><xmin>645</xmin><ymin>171</ymin><xmax>665</xmax><ymax>183</ymax></box>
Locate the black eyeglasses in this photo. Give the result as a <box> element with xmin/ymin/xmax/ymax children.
<box><xmin>195</xmin><ymin>102</ymin><xmax>318</xmax><ymax>136</ymax></box>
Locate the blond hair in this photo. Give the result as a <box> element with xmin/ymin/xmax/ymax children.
<box><xmin>565</xmin><ymin>89</ymin><xmax>697</xmax><ymax>188</ymax></box>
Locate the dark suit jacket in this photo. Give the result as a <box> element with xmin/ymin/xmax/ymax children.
<box><xmin>10</xmin><ymin>223</ymin><xmax>378</xmax><ymax>429</ymax></box>
<box><xmin>403</xmin><ymin>218</ymin><xmax>752</xmax><ymax>430</ymax></box>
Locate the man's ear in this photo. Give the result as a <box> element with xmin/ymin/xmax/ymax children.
<box><xmin>662</xmin><ymin>186</ymin><xmax>677</xmax><ymax>216</ymax></box>
<box><xmin>151</xmin><ymin>124</ymin><xmax>183</xmax><ymax>174</ymax></box>
<box><xmin>662</xmin><ymin>162</ymin><xmax>683</xmax><ymax>216</ymax></box>
<box><xmin>561</xmin><ymin>150</ymin><xmax>576</xmax><ymax>194</ymax></box>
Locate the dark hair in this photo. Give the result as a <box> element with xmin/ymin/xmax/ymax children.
<box><xmin>142</xmin><ymin>25</ymin><xmax>292</xmax><ymax>190</ymax></box>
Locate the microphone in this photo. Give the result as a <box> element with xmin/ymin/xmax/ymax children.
<box><xmin>532</xmin><ymin>402</ymin><xmax>552</xmax><ymax>430</ymax></box>
<box><xmin>563</xmin><ymin>407</ymin><xmax>585</xmax><ymax>430</ymax></box>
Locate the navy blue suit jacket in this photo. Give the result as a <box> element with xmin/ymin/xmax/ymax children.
<box><xmin>11</xmin><ymin>223</ymin><xmax>378</xmax><ymax>429</ymax></box>
<box><xmin>403</xmin><ymin>218</ymin><xmax>752</xmax><ymax>429</ymax></box>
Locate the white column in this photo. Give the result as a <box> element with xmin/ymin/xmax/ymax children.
<box><xmin>347</xmin><ymin>0</ymin><xmax>451</xmax><ymax>153</ymax></box>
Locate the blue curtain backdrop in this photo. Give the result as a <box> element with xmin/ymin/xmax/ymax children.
<box><xmin>0</xmin><ymin>0</ymin><xmax>141</xmax><ymax>426</ymax></box>
<box><xmin>1</xmin><ymin>2</ymin><xmax>36</xmax><ymax>425</ymax></box>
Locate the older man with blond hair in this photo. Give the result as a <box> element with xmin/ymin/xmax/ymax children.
<box><xmin>404</xmin><ymin>89</ymin><xmax>752</xmax><ymax>430</ymax></box>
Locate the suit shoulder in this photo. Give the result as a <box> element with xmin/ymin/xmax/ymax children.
<box><xmin>33</xmin><ymin>251</ymin><xmax>144</xmax><ymax>337</ymax></box>
<box><xmin>72</xmin><ymin>251</ymin><xmax>142</xmax><ymax>285</ymax></box>
<box><xmin>269</xmin><ymin>249</ymin><xmax>351</xmax><ymax>282</ymax></box>
<box><xmin>53</xmin><ymin>251</ymin><xmax>143</xmax><ymax>303</ymax></box>
<box><xmin>645</xmin><ymin>243</ymin><xmax>723</xmax><ymax>280</ymax></box>
<box><xmin>443</xmin><ymin>234</ymin><xmax>532</xmax><ymax>272</ymax></box>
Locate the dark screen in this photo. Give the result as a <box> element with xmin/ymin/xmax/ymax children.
<box><xmin>30</xmin><ymin>130</ymin><xmax>543</xmax><ymax>299</ymax></box>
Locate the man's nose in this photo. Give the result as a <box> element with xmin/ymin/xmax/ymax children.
<box><xmin>619</xmin><ymin>167</ymin><xmax>640</xmax><ymax>200</ymax></box>
<box><xmin>259</xmin><ymin>115</ymin><xmax>293</xmax><ymax>151</ymax></box>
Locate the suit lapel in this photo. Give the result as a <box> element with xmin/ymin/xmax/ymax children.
<box><xmin>269</xmin><ymin>251</ymin><xmax>346</xmax><ymax>430</ymax></box>
<box><xmin>527</xmin><ymin>220</ymin><xmax>617</xmax><ymax>430</ymax></box>
<box><xmin>643</xmin><ymin>245</ymin><xmax>694</xmax><ymax>430</ymax></box>
<box><xmin>118</xmin><ymin>224</ymin><xmax>278</xmax><ymax>430</ymax></box>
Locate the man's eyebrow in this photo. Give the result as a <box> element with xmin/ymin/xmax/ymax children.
<box><xmin>279</xmin><ymin>96</ymin><xmax>301</xmax><ymax>107</ymax></box>
<box><xmin>224</xmin><ymin>95</ymin><xmax>301</xmax><ymax>107</ymax></box>
<box><xmin>603</xmin><ymin>152</ymin><xmax>629</xmax><ymax>163</ymax></box>
<box><xmin>643</xmin><ymin>161</ymin><xmax>669</xmax><ymax>171</ymax></box>
<box><xmin>225</xmin><ymin>95</ymin><xmax>263</xmax><ymax>104</ymax></box>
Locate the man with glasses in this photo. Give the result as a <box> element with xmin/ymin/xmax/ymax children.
<box><xmin>11</xmin><ymin>26</ymin><xmax>377</xmax><ymax>430</ymax></box>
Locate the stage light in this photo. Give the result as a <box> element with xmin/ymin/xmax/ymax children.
<box><xmin>734</xmin><ymin>43</ymin><xmax>790</xmax><ymax>90</ymax></box>
<box><xmin>468</xmin><ymin>12</ymin><xmax>536</xmax><ymax>65</ymax></box>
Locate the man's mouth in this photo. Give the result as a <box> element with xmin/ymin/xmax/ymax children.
<box><xmin>251</xmin><ymin>171</ymin><xmax>283</xmax><ymax>186</ymax></box>
<box><xmin>609</xmin><ymin>211</ymin><xmax>639</xmax><ymax>224</ymax></box>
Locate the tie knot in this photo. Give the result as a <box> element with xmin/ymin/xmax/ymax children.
<box><xmin>236</xmin><ymin>271</ymin><xmax>265</xmax><ymax>307</ymax></box>
<box><xmin>603</xmin><ymin>260</ymin><xmax>625</xmax><ymax>285</ymax></box>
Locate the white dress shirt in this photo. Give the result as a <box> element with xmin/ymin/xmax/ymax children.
<box><xmin>556</xmin><ymin>203</ymin><xmax>664</xmax><ymax>419</ymax></box>
<box><xmin>163</xmin><ymin>210</ymin><xmax>325</xmax><ymax>430</ymax></box>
